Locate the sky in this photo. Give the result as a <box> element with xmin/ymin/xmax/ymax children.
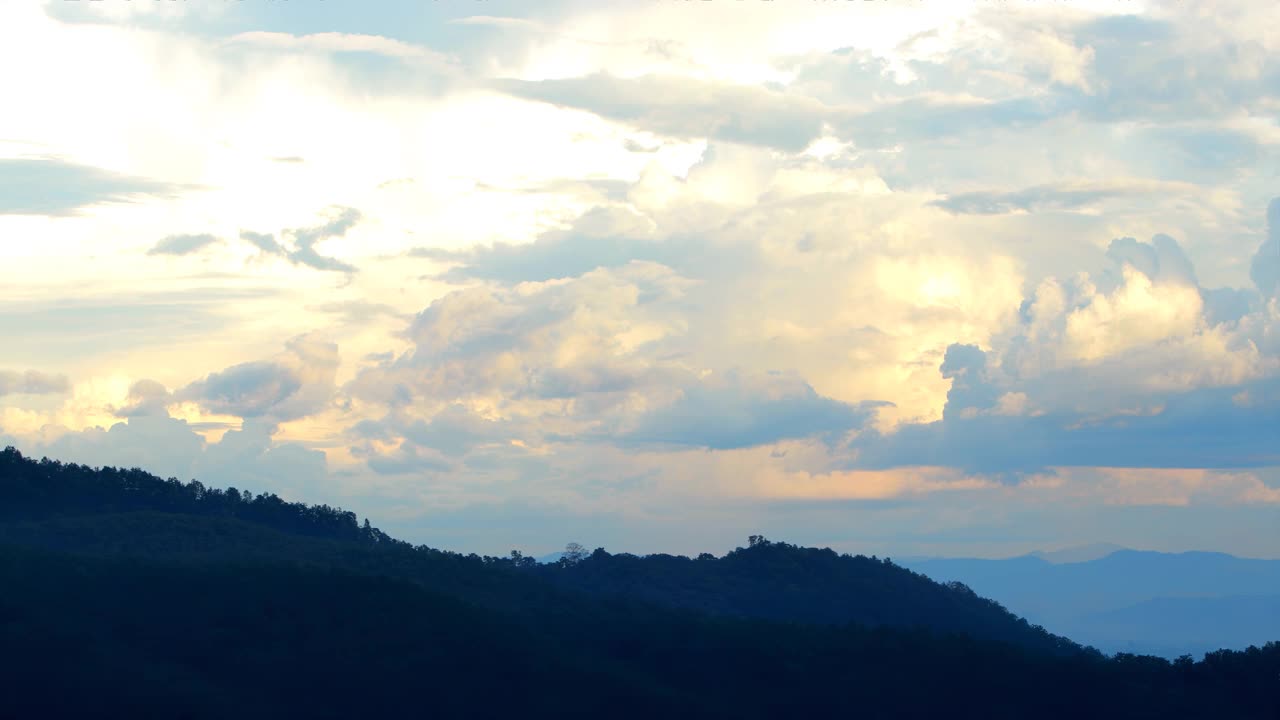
<box><xmin>1</xmin><ymin>0</ymin><xmax>1278</xmax><ymax>559</ymax></box>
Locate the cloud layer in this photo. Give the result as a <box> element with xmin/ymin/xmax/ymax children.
<box><xmin>1</xmin><ymin>0</ymin><xmax>1278</xmax><ymax>558</ymax></box>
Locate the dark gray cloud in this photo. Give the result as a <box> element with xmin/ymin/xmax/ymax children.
<box><xmin>623</xmin><ymin>372</ymin><xmax>878</xmax><ymax>450</ymax></box>
<box><xmin>178</xmin><ymin>334</ymin><xmax>339</xmax><ymax>422</ymax></box>
<box><xmin>403</xmin><ymin>407</ymin><xmax>503</xmax><ymax>456</ymax></box>
<box><xmin>1201</xmin><ymin>287</ymin><xmax>1260</xmax><ymax>327</ymax></box>
<box><xmin>147</xmin><ymin>233</ymin><xmax>221</xmax><ymax>256</ymax></box>
<box><xmin>1098</xmin><ymin>234</ymin><xmax>1199</xmax><ymax>294</ymax></box>
<box><xmin>0</xmin><ymin>370</ymin><xmax>70</xmax><ymax>396</ymax></box>
<box><xmin>0</xmin><ymin>157</ymin><xmax>191</xmax><ymax>216</ymax></box>
<box><xmin>852</xmin><ymin>375</ymin><xmax>1280</xmax><ymax>476</ymax></box>
<box><xmin>181</xmin><ymin>362</ymin><xmax>303</xmax><ymax>419</ymax></box>
<box><xmin>241</xmin><ymin>207</ymin><xmax>362</xmax><ymax>272</ymax></box>
<box><xmin>363</xmin><ymin>443</ymin><xmax>453</xmax><ymax>475</ymax></box>
<box><xmin>938</xmin><ymin>344</ymin><xmax>1000</xmax><ymax>421</ymax></box>
<box><xmin>1251</xmin><ymin>198</ymin><xmax>1280</xmax><ymax>298</ymax></box>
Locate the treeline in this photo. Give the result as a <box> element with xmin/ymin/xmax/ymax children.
<box><xmin>1</xmin><ymin>447</ymin><xmax>1277</xmax><ymax>718</ymax></box>
<box><xmin>0</xmin><ymin>447</ymin><xmax>383</xmax><ymax>544</ymax></box>
<box><xmin>531</xmin><ymin>537</ymin><xmax>1088</xmax><ymax>657</ymax></box>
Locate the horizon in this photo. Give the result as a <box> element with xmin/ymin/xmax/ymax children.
<box><xmin>2</xmin><ymin>0</ymin><xmax>1279</xmax><ymax>561</ymax></box>
<box><xmin>6</xmin><ymin>444</ymin><xmax>1275</xmax><ymax>564</ymax></box>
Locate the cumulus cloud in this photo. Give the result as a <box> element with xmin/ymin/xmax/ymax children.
<box><xmin>850</xmin><ymin>199</ymin><xmax>1280</xmax><ymax>476</ymax></box>
<box><xmin>0</xmin><ymin>370</ymin><xmax>70</xmax><ymax>396</ymax></box>
<box><xmin>147</xmin><ymin>233</ymin><xmax>220</xmax><ymax>256</ymax></box>
<box><xmin>413</xmin><ymin>207</ymin><xmax>693</xmax><ymax>284</ymax></box>
<box><xmin>342</xmin><ymin>257</ymin><xmax>886</xmax><ymax>473</ymax></box>
<box><xmin>7</xmin><ymin>0</ymin><xmax>1280</xmax><ymax>556</ymax></box>
<box><xmin>1251</xmin><ymin>198</ymin><xmax>1280</xmax><ymax>298</ymax></box>
<box><xmin>622</xmin><ymin>371</ymin><xmax>877</xmax><ymax>450</ymax></box>
<box><xmin>112</xmin><ymin>379</ymin><xmax>172</xmax><ymax>418</ymax></box>
<box><xmin>182</xmin><ymin>362</ymin><xmax>303</xmax><ymax>419</ymax></box>
<box><xmin>17</xmin><ymin>415</ymin><xmax>332</xmax><ymax>504</ymax></box>
<box><xmin>180</xmin><ymin>333</ymin><xmax>339</xmax><ymax>423</ymax></box>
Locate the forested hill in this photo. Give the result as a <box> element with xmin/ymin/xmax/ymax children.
<box><xmin>2</xmin><ymin>447</ymin><xmax>1279</xmax><ymax>719</ymax></box>
<box><xmin>535</xmin><ymin>540</ymin><xmax>1084</xmax><ymax>656</ymax></box>
<box><xmin>0</xmin><ymin>447</ymin><xmax>1079</xmax><ymax>655</ymax></box>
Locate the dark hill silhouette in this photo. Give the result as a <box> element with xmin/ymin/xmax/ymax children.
<box><xmin>0</xmin><ymin>447</ymin><xmax>1081</xmax><ymax>653</ymax></box>
<box><xmin>534</xmin><ymin>538</ymin><xmax>1084</xmax><ymax>656</ymax></box>
<box><xmin>2</xmin><ymin>447</ymin><xmax>1278</xmax><ymax>718</ymax></box>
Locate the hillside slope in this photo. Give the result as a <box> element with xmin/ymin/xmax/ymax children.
<box><xmin>2</xmin><ymin>447</ymin><xmax>1279</xmax><ymax>718</ymax></box>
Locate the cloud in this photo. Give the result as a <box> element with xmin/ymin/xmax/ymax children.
<box><xmin>0</xmin><ymin>157</ymin><xmax>190</xmax><ymax>216</ymax></box>
<box><xmin>240</xmin><ymin>230</ymin><xmax>287</xmax><ymax>256</ymax></box>
<box><xmin>181</xmin><ymin>362</ymin><xmax>303</xmax><ymax>419</ymax></box>
<box><xmin>849</xmin><ymin>201</ymin><xmax>1280</xmax><ymax>476</ymax></box>
<box><xmin>853</xmin><ymin>377</ymin><xmax>1280</xmax><ymax>476</ymax></box>
<box><xmin>0</xmin><ymin>370</ymin><xmax>70</xmax><ymax>397</ymax></box>
<box><xmin>240</xmin><ymin>207</ymin><xmax>362</xmax><ymax>273</ymax></box>
<box><xmin>112</xmin><ymin>379</ymin><xmax>172</xmax><ymax>418</ymax></box>
<box><xmin>308</xmin><ymin>300</ymin><xmax>412</xmax><ymax>326</ymax></box>
<box><xmin>364</xmin><ymin>443</ymin><xmax>454</xmax><ymax>476</ymax></box>
<box><xmin>622</xmin><ymin>371</ymin><xmax>877</xmax><ymax>450</ymax></box>
<box><xmin>179</xmin><ymin>333</ymin><xmax>339</xmax><ymax>422</ymax></box>
<box><xmin>413</xmin><ymin>207</ymin><xmax>695</xmax><ymax>284</ymax></box>
<box><xmin>17</xmin><ymin>415</ymin><xmax>331</xmax><ymax>504</ymax></box>
<box><xmin>345</xmin><ymin>261</ymin><xmax>694</xmax><ymax>415</ymax></box>
<box><xmin>1071</xmin><ymin>12</ymin><xmax>1280</xmax><ymax>124</ymax></box>
<box><xmin>932</xmin><ymin>181</ymin><xmax>1198</xmax><ymax>216</ymax></box>
<box><xmin>224</xmin><ymin>31</ymin><xmax>457</xmax><ymax>67</ymax></box>
<box><xmin>146</xmin><ymin>233</ymin><xmax>220</xmax><ymax>256</ymax></box>
<box><xmin>1251</xmin><ymin>198</ymin><xmax>1280</xmax><ymax>298</ymax></box>
<box><xmin>285</xmin><ymin>207</ymin><xmax>362</xmax><ymax>272</ymax></box>
<box><xmin>0</xmin><ymin>288</ymin><xmax>279</xmax><ymax>368</ymax></box>
<box><xmin>495</xmin><ymin>73</ymin><xmax>832</xmax><ymax>152</ymax></box>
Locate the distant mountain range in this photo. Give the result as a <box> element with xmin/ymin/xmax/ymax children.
<box><xmin>902</xmin><ymin>545</ymin><xmax>1280</xmax><ymax>658</ymax></box>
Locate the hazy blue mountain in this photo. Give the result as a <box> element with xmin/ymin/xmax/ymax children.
<box><xmin>1029</xmin><ymin>543</ymin><xmax>1129</xmax><ymax>564</ymax></box>
<box><xmin>1063</xmin><ymin>595</ymin><xmax>1280</xmax><ymax>658</ymax></box>
<box><xmin>902</xmin><ymin>549</ymin><xmax>1280</xmax><ymax>658</ymax></box>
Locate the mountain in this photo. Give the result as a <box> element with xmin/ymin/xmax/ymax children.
<box><xmin>533</xmin><ymin>540</ymin><xmax>1083</xmax><ymax>656</ymax></box>
<box><xmin>1029</xmin><ymin>543</ymin><xmax>1129</xmax><ymax>564</ymax></box>
<box><xmin>902</xmin><ymin>550</ymin><xmax>1280</xmax><ymax>657</ymax></box>
<box><xmin>0</xmin><ymin>448</ymin><xmax>1084</xmax><ymax>656</ymax></box>
<box><xmin>2</xmin><ymin>447</ymin><xmax>1278</xmax><ymax>718</ymax></box>
<box><xmin>1065</xmin><ymin>594</ymin><xmax>1280</xmax><ymax>659</ymax></box>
